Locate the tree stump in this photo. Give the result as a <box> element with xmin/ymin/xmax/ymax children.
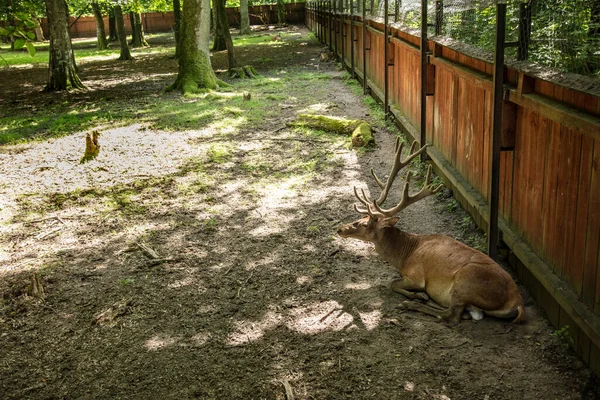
<box><xmin>81</xmin><ymin>130</ymin><xmax>100</xmax><ymax>163</ymax></box>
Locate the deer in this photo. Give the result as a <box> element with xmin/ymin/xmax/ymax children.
<box><xmin>337</xmin><ymin>139</ymin><xmax>525</xmax><ymax>323</ymax></box>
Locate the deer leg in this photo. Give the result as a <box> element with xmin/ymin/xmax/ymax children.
<box><xmin>399</xmin><ymin>301</ymin><xmax>465</xmax><ymax>323</ymax></box>
<box><xmin>389</xmin><ymin>278</ymin><xmax>429</xmax><ymax>301</ymax></box>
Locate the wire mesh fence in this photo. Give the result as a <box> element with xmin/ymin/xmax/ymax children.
<box><xmin>312</xmin><ymin>0</ymin><xmax>600</xmax><ymax>78</ymax></box>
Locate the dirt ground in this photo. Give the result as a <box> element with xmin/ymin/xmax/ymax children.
<box><xmin>1</xmin><ymin>26</ymin><xmax>599</xmax><ymax>400</ymax></box>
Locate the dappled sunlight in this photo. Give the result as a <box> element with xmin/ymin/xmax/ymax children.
<box><xmin>287</xmin><ymin>300</ymin><xmax>354</xmax><ymax>334</ymax></box>
<box><xmin>144</xmin><ymin>334</ymin><xmax>179</xmax><ymax>351</ymax></box>
<box><xmin>227</xmin><ymin>310</ymin><xmax>283</xmax><ymax>346</ymax></box>
<box><xmin>344</xmin><ymin>282</ymin><xmax>373</xmax><ymax>290</ymax></box>
<box><xmin>190</xmin><ymin>332</ymin><xmax>211</xmax><ymax>347</ymax></box>
<box><xmin>296</xmin><ymin>275</ymin><xmax>313</xmax><ymax>285</ymax></box>
<box><xmin>0</xmin><ymin>124</ymin><xmax>205</xmax><ymax>197</ymax></box>
<box><xmin>357</xmin><ymin>310</ymin><xmax>382</xmax><ymax>330</ymax></box>
<box><xmin>225</xmin><ymin>299</ymin><xmax>385</xmax><ymax>346</ymax></box>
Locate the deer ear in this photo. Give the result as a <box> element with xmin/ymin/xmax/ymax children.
<box><xmin>382</xmin><ymin>217</ymin><xmax>400</xmax><ymax>227</ymax></box>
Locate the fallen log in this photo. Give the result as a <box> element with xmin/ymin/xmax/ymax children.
<box><xmin>288</xmin><ymin>114</ymin><xmax>374</xmax><ymax>147</ymax></box>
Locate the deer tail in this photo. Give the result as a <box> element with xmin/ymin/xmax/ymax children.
<box><xmin>512</xmin><ymin>305</ymin><xmax>526</xmax><ymax>324</ymax></box>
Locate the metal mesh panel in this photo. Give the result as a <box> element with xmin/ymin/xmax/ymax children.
<box><xmin>351</xmin><ymin>0</ymin><xmax>600</xmax><ymax>78</ymax></box>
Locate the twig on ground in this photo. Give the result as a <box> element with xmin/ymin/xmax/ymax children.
<box><xmin>35</xmin><ymin>226</ymin><xmax>63</xmax><ymax>240</ymax></box>
<box><xmin>280</xmin><ymin>379</ymin><xmax>294</xmax><ymax>400</ymax></box>
<box><xmin>136</xmin><ymin>242</ymin><xmax>160</xmax><ymax>259</ymax></box>
<box><xmin>146</xmin><ymin>258</ymin><xmax>180</xmax><ymax>267</ymax></box>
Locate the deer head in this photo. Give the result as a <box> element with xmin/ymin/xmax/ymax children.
<box><xmin>338</xmin><ymin>138</ymin><xmax>443</xmax><ymax>241</ymax></box>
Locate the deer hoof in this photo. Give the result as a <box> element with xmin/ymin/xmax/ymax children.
<box><xmin>398</xmin><ymin>301</ymin><xmax>410</xmax><ymax>309</ymax></box>
<box><xmin>417</xmin><ymin>292</ymin><xmax>429</xmax><ymax>301</ymax></box>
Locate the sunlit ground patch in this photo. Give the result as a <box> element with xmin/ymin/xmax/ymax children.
<box><xmin>144</xmin><ymin>335</ymin><xmax>179</xmax><ymax>351</ymax></box>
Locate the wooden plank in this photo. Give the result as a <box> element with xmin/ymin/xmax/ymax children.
<box><xmin>579</xmin><ymin>327</ymin><xmax>592</xmax><ymax>365</ymax></box>
<box><xmin>472</xmin><ymin>84</ymin><xmax>485</xmax><ymax>196</ymax></box>
<box><xmin>455</xmin><ymin>77</ymin><xmax>470</xmax><ymax>182</ymax></box>
<box><xmin>584</xmin><ymin>94</ymin><xmax>599</xmax><ymax>116</ymax></box>
<box><xmin>508</xmin><ymin>90</ymin><xmax>600</xmax><ymax>140</ymax></box>
<box><xmin>559</xmin><ymin>307</ymin><xmax>581</xmax><ymax>351</ymax></box>
<box><xmin>561</xmin><ymin>129</ymin><xmax>583</xmax><ymax>291</ymax></box>
<box><xmin>583</xmin><ymin>139</ymin><xmax>600</xmax><ymax>309</ymax></box>
<box><xmin>536</xmin><ymin>79</ymin><xmax>555</xmax><ymax>98</ymax></box>
<box><xmin>592</xmin><ymin>342</ymin><xmax>600</xmax><ymax>379</ymax></box>
<box><xmin>499</xmin><ymin>151</ymin><xmax>513</xmax><ymax>221</ymax></box>
<box><xmin>552</xmin><ymin>125</ymin><xmax>570</xmax><ymax>279</ymax></box>
<box><xmin>511</xmin><ymin>107</ymin><xmax>525</xmax><ymax>237</ymax></box>
<box><xmin>482</xmin><ymin>89</ymin><xmax>493</xmax><ymax>201</ymax></box>
<box><xmin>451</xmin><ymin>75</ymin><xmax>459</xmax><ymax>165</ymax></box>
<box><xmin>540</xmin><ymin>119</ymin><xmax>560</xmax><ymax>270</ymax></box>
<box><xmin>430</xmin><ymin>56</ymin><xmax>493</xmax><ymax>91</ymax></box>
<box><xmin>573</xmin><ymin>135</ymin><xmax>594</xmax><ymax>298</ymax></box>
<box><xmin>528</xmin><ymin>112</ymin><xmax>546</xmax><ymax>254</ymax></box>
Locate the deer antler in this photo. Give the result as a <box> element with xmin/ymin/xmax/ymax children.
<box><xmin>354</xmin><ymin>139</ymin><xmax>443</xmax><ymax>218</ymax></box>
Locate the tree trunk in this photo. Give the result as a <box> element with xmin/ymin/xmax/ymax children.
<box><xmin>277</xmin><ymin>0</ymin><xmax>286</xmax><ymax>25</ymax></box>
<box><xmin>109</xmin><ymin>12</ymin><xmax>117</xmax><ymax>41</ymax></box>
<box><xmin>44</xmin><ymin>0</ymin><xmax>85</xmax><ymax>91</ymax></box>
<box><xmin>212</xmin><ymin>2</ymin><xmax>226</xmax><ymax>51</ymax></box>
<box><xmin>33</xmin><ymin>17</ymin><xmax>46</xmax><ymax>41</ymax></box>
<box><xmin>167</xmin><ymin>0</ymin><xmax>222</xmax><ymax>94</ymax></box>
<box><xmin>135</xmin><ymin>13</ymin><xmax>148</xmax><ymax>46</ymax></box>
<box><xmin>114</xmin><ymin>5</ymin><xmax>132</xmax><ymax>60</ymax></box>
<box><xmin>173</xmin><ymin>0</ymin><xmax>182</xmax><ymax>56</ymax></box>
<box><xmin>590</xmin><ymin>0</ymin><xmax>600</xmax><ymax>37</ymax></box>
<box><xmin>240</xmin><ymin>0</ymin><xmax>250</xmax><ymax>34</ymax></box>
<box><xmin>91</xmin><ymin>1</ymin><xmax>108</xmax><ymax>50</ymax></box>
<box><xmin>215</xmin><ymin>0</ymin><xmax>236</xmax><ymax>69</ymax></box>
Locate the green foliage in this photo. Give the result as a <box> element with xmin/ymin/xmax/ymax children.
<box><xmin>0</xmin><ymin>12</ymin><xmax>38</xmax><ymax>57</ymax></box>
<box><xmin>552</xmin><ymin>325</ymin><xmax>575</xmax><ymax>347</ymax></box>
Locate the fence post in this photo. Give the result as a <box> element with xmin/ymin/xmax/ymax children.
<box><xmin>363</xmin><ymin>0</ymin><xmax>368</xmax><ymax>94</ymax></box>
<box><xmin>395</xmin><ymin>0</ymin><xmax>399</xmax><ymax>23</ymax></box>
<box><xmin>488</xmin><ymin>1</ymin><xmax>507</xmax><ymax>260</ymax></box>
<box><xmin>329</xmin><ymin>0</ymin><xmax>333</xmax><ymax>50</ymax></box>
<box><xmin>351</xmin><ymin>0</ymin><xmax>355</xmax><ymax>78</ymax></box>
<box><xmin>435</xmin><ymin>0</ymin><xmax>443</xmax><ymax>36</ymax></box>
<box><xmin>384</xmin><ymin>0</ymin><xmax>389</xmax><ymax>118</ymax></box>
<box><xmin>420</xmin><ymin>0</ymin><xmax>428</xmax><ymax>160</ymax></box>
<box><xmin>341</xmin><ymin>0</ymin><xmax>345</xmax><ymax>65</ymax></box>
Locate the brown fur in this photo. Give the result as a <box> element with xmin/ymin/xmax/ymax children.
<box><xmin>338</xmin><ymin>215</ymin><xmax>525</xmax><ymax>323</ymax></box>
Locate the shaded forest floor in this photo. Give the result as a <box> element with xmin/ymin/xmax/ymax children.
<box><xmin>1</xmin><ymin>26</ymin><xmax>599</xmax><ymax>399</ymax></box>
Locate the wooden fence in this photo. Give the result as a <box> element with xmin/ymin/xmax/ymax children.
<box><xmin>306</xmin><ymin>3</ymin><xmax>600</xmax><ymax>376</ymax></box>
<box><xmin>40</xmin><ymin>3</ymin><xmax>306</xmax><ymax>39</ymax></box>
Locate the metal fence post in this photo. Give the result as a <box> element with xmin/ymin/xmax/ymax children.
<box><xmin>435</xmin><ymin>0</ymin><xmax>443</xmax><ymax>36</ymax></box>
<box><xmin>384</xmin><ymin>0</ymin><xmax>389</xmax><ymax>118</ymax></box>
<box><xmin>420</xmin><ymin>0</ymin><xmax>428</xmax><ymax>161</ymax></box>
<box><xmin>363</xmin><ymin>0</ymin><xmax>368</xmax><ymax>94</ymax></box>
<box><xmin>341</xmin><ymin>0</ymin><xmax>345</xmax><ymax>65</ymax></box>
<box><xmin>488</xmin><ymin>1</ymin><xmax>507</xmax><ymax>260</ymax></box>
<box><xmin>351</xmin><ymin>0</ymin><xmax>355</xmax><ymax>78</ymax></box>
<box><xmin>329</xmin><ymin>0</ymin><xmax>333</xmax><ymax>50</ymax></box>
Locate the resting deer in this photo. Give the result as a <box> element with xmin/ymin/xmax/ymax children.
<box><xmin>337</xmin><ymin>139</ymin><xmax>525</xmax><ymax>323</ymax></box>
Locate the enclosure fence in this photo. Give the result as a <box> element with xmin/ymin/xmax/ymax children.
<box><xmin>306</xmin><ymin>0</ymin><xmax>600</xmax><ymax>377</ymax></box>
<box><xmin>39</xmin><ymin>3</ymin><xmax>306</xmax><ymax>39</ymax></box>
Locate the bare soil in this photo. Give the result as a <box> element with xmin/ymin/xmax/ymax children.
<box><xmin>1</xmin><ymin>26</ymin><xmax>598</xmax><ymax>400</ymax></box>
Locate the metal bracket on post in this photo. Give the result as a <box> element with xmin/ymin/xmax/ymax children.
<box><xmin>488</xmin><ymin>1</ymin><xmax>507</xmax><ymax>260</ymax></box>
